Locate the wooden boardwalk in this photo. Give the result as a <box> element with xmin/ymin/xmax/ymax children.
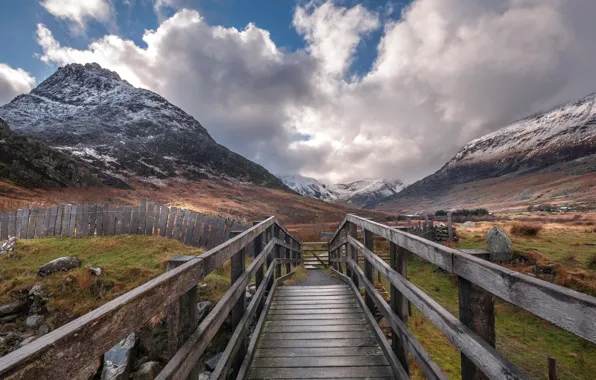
<box><xmin>246</xmin><ymin>285</ymin><xmax>396</xmax><ymax>379</ymax></box>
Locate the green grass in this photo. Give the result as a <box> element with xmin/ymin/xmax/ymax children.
<box><xmin>0</xmin><ymin>235</ymin><xmax>203</xmax><ymax>324</ymax></box>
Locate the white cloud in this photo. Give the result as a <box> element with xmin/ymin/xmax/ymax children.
<box><xmin>0</xmin><ymin>64</ymin><xmax>35</xmax><ymax>107</ymax></box>
<box><xmin>40</xmin><ymin>0</ymin><xmax>114</xmax><ymax>33</ymax></box>
<box><xmin>34</xmin><ymin>0</ymin><xmax>596</xmax><ymax>184</ymax></box>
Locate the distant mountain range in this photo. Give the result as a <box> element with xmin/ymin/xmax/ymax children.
<box><xmin>277</xmin><ymin>174</ymin><xmax>406</xmax><ymax>208</ymax></box>
<box><xmin>0</xmin><ymin>63</ymin><xmax>287</xmax><ymax>190</ymax></box>
<box><xmin>373</xmin><ymin>92</ymin><xmax>596</xmax><ymax>213</ymax></box>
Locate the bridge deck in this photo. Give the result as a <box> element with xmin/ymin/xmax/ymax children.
<box><xmin>247</xmin><ymin>285</ymin><xmax>394</xmax><ymax>379</ymax></box>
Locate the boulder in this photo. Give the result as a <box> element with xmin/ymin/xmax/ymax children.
<box><xmin>131</xmin><ymin>362</ymin><xmax>162</xmax><ymax>380</ymax></box>
<box><xmin>0</xmin><ymin>236</ymin><xmax>17</xmax><ymax>255</ymax></box>
<box><xmin>462</xmin><ymin>221</ymin><xmax>476</xmax><ymax>228</ymax></box>
<box><xmin>197</xmin><ymin>301</ymin><xmax>213</xmax><ymax>323</ymax></box>
<box><xmin>205</xmin><ymin>352</ymin><xmax>223</xmax><ymax>371</ymax></box>
<box><xmin>486</xmin><ymin>227</ymin><xmax>513</xmax><ymax>261</ymax></box>
<box><xmin>101</xmin><ymin>332</ymin><xmax>137</xmax><ymax>380</ymax></box>
<box><xmin>0</xmin><ymin>301</ymin><xmax>25</xmax><ymax>316</ymax></box>
<box><xmin>38</xmin><ymin>256</ymin><xmax>80</xmax><ymax>276</ymax></box>
<box><xmin>26</xmin><ymin>315</ymin><xmax>44</xmax><ymax>328</ymax></box>
<box><xmin>0</xmin><ymin>314</ymin><xmax>18</xmax><ymax>324</ymax></box>
<box><xmin>28</xmin><ymin>285</ymin><xmax>48</xmax><ymax>315</ymax></box>
<box><xmin>38</xmin><ymin>324</ymin><xmax>51</xmax><ymax>336</ymax></box>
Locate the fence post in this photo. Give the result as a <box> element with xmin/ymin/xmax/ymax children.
<box><xmin>253</xmin><ymin>221</ymin><xmax>264</xmax><ymax>291</ymax></box>
<box><xmin>447</xmin><ymin>212</ymin><xmax>453</xmax><ymax>242</ymax></box>
<box><xmin>458</xmin><ymin>251</ymin><xmax>494</xmax><ymax>380</ymax></box>
<box><xmin>285</xmin><ymin>233</ymin><xmax>291</xmax><ymax>274</ymax></box>
<box><xmin>343</xmin><ymin>227</ymin><xmax>351</xmax><ymax>279</ymax></box>
<box><xmin>363</xmin><ymin>229</ymin><xmax>376</xmax><ymax>314</ymax></box>
<box><xmin>548</xmin><ymin>357</ymin><xmax>557</xmax><ymax>380</ymax></box>
<box><xmin>346</xmin><ymin>222</ymin><xmax>358</xmax><ymax>286</ymax></box>
<box><xmin>274</xmin><ymin>224</ymin><xmax>281</xmax><ymax>279</ymax></box>
<box><xmin>166</xmin><ymin>256</ymin><xmax>199</xmax><ymax>380</ymax></box>
<box><xmin>229</xmin><ymin>230</ymin><xmax>246</xmax><ymax>374</ymax></box>
<box><xmin>390</xmin><ymin>242</ymin><xmax>409</xmax><ymax>374</ymax></box>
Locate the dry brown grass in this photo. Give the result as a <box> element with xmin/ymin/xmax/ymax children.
<box><xmin>510</xmin><ymin>222</ymin><xmax>543</xmax><ymax>236</ymax></box>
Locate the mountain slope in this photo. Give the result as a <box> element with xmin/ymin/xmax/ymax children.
<box><xmin>0</xmin><ymin>118</ymin><xmax>103</xmax><ymax>188</ymax></box>
<box><xmin>0</xmin><ymin>63</ymin><xmax>287</xmax><ymax>190</ymax></box>
<box><xmin>374</xmin><ymin>93</ymin><xmax>596</xmax><ymax>213</ymax></box>
<box><xmin>278</xmin><ymin>175</ymin><xmax>405</xmax><ymax>207</ymax></box>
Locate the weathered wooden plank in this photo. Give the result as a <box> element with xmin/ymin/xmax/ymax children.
<box><xmin>265</xmin><ymin>319</ymin><xmax>367</xmax><ymax>327</ymax></box>
<box><xmin>61</xmin><ymin>204</ymin><xmax>72</xmax><ymax>237</ymax></box>
<box><xmin>15</xmin><ymin>209</ymin><xmax>23</xmax><ymax>239</ymax></box>
<box><xmin>139</xmin><ymin>199</ymin><xmax>147</xmax><ymax>235</ymax></box>
<box><xmin>101</xmin><ymin>204</ymin><xmax>111</xmax><ymax>236</ymax></box>
<box><xmin>0</xmin><ymin>212</ymin><xmax>9</xmax><ymax>240</ymax></box>
<box><xmin>165</xmin><ymin>206</ymin><xmax>177</xmax><ymax>239</ymax></box>
<box><xmin>81</xmin><ymin>206</ymin><xmax>89</xmax><ymax>237</ymax></box>
<box><xmin>216</xmin><ymin>218</ymin><xmax>226</xmax><ymax>245</ymax></box>
<box><xmin>67</xmin><ymin>205</ymin><xmax>77</xmax><ymax>238</ymax></box>
<box><xmin>191</xmin><ymin>215</ymin><xmax>204</xmax><ymax>247</ymax></box>
<box><xmin>19</xmin><ymin>205</ymin><xmax>29</xmax><ymax>239</ymax></box>
<box><xmin>179</xmin><ymin>209</ymin><xmax>192</xmax><ymax>242</ymax></box>
<box><xmin>247</xmin><ymin>365</ymin><xmax>394</xmax><ymax>379</ymax></box>
<box><xmin>158</xmin><ymin>205</ymin><xmax>168</xmax><ymax>237</ymax></box>
<box><xmin>273</xmin><ymin>296</ymin><xmax>354</xmax><ymax>302</ymax></box>
<box><xmin>266</xmin><ymin>313</ymin><xmax>362</xmax><ymax>321</ymax></box>
<box><xmin>144</xmin><ymin>202</ymin><xmax>155</xmax><ymax>235</ymax></box>
<box><xmin>347</xmin><ymin>236</ymin><xmax>527</xmax><ymax>379</ymax></box>
<box><xmin>152</xmin><ymin>203</ymin><xmax>161</xmax><ymax>235</ymax></box>
<box><xmin>207</xmin><ymin>217</ymin><xmax>220</xmax><ymax>249</ymax></box>
<box><xmin>26</xmin><ymin>208</ymin><xmax>37</xmax><ymax>238</ymax></box>
<box><xmin>223</xmin><ymin>220</ymin><xmax>233</xmax><ymax>241</ymax></box>
<box><xmin>269</xmin><ymin>304</ymin><xmax>358</xmax><ymax>310</ymax></box>
<box><xmin>254</xmin><ymin>346</ymin><xmax>383</xmax><ymax>357</ymax></box>
<box><xmin>263</xmin><ymin>324</ymin><xmax>367</xmax><ymax>333</ymax></box>
<box><xmin>173</xmin><ymin>208</ymin><xmax>185</xmax><ymax>240</ymax></box>
<box><xmin>251</xmin><ymin>356</ymin><xmax>388</xmax><ymax>368</ymax></box>
<box><xmin>120</xmin><ymin>206</ymin><xmax>132</xmax><ymax>235</ymax></box>
<box><xmin>114</xmin><ymin>206</ymin><xmax>124</xmax><ymax>235</ymax></box>
<box><xmin>87</xmin><ymin>205</ymin><xmax>97</xmax><ymax>236</ymax></box>
<box><xmin>267</xmin><ymin>309</ymin><xmax>362</xmax><ymax>315</ymax></box>
<box><xmin>39</xmin><ymin>208</ymin><xmax>50</xmax><ymax>238</ymax></box>
<box><xmin>271</xmin><ymin>299</ymin><xmax>356</xmax><ymax>306</ymax></box>
<box><xmin>183</xmin><ymin>213</ymin><xmax>197</xmax><ymax>246</ymax></box>
<box><xmin>106</xmin><ymin>204</ymin><xmax>117</xmax><ymax>236</ymax></box>
<box><xmin>47</xmin><ymin>206</ymin><xmax>58</xmax><ymax>236</ymax></box>
<box><xmin>199</xmin><ymin>216</ymin><xmax>211</xmax><ymax>247</ymax></box>
<box><xmin>257</xmin><ymin>338</ymin><xmax>380</xmax><ymax>348</ymax></box>
<box><xmin>75</xmin><ymin>206</ymin><xmax>83</xmax><ymax>238</ymax></box>
<box><xmin>276</xmin><ymin>289</ymin><xmax>352</xmax><ymax>295</ymax></box>
<box><xmin>130</xmin><ymin>206</ymin><xmax>139</xmax><ymax>235</ymax></box>
<box><xmin>7</xmin><ymin>212</ymin><xmax>16</xmax><ymax>238</ymax></box>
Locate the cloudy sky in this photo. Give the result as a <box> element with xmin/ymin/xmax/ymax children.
<box><xmin>1</xmin><ymin>0</ymin><xmax>596</xmax><ymax>184</ymax></box>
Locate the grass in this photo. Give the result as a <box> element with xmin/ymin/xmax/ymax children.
<box><xmin>0</xmin><ymin>235</ymin><xmax>203</xmax><ymax>326</ymax></box>
<box><xmin>510</xmin><ymin>222</ymin><xmax>543</xmax><ymax>236</ymax></box>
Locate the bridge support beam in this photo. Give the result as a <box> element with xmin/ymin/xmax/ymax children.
<box><xmin>363</xmin><ymin>229</ymin><xmax>376</xmax><ymax>315</ymax></box>
<box><xmin>458</xmin><ymin>251</ymin><xmax>495</xmax><ymax>380</ymax></box>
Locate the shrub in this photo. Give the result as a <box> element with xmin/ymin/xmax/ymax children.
<box><xmin>510</xmin><ymin>222</ymin><xmax>543</xmax><ymax>236</ymax></box>
<box><xmin>435</xmin><ymin>210</ymin><xmax>447</xmax><ymax>216</ymax></box>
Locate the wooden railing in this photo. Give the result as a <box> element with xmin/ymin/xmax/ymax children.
<box><xmin>328</xmin><ymin>214</ymin><xmax>596</xmax><ymax>380</ymax></box>
<box><xmin>0</xmin><ymin>216</ymin><xmax>301</xmax><ymax>380</ymax></box>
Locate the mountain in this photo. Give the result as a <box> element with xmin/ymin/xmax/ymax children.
<box><xmin>0</xmin><ymin>63</ymin><xmax>287</xmax><ymax>190</ymax></box>
<box><xmin>277</xmin><ymin>175</ymin><xmax>405</xmax><ymax>207</ymax></box>
<box><xmin>0</xmin><ymin>118</ymin><xmax>103</xmax><ymax>188</ymax></box>
<box><xmin>373</xmin><ymin>93</ymin><xmax>596</xmax><ymax>213</ymax></box>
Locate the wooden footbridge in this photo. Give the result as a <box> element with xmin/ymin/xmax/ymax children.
<box><xmin>0</xmin><ymin>214</ymin><xmax>595</xmax><ymax>379</ymax></box>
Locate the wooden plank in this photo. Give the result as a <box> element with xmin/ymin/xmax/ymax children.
<box><xmin>247</xmin><ymin>366</ymin><xmax>394</xmax><ymax>379</ymax></box>
<box><xmin>165</xmin><ymin>206</ymin><xmax>177</xmax><ymax>239</ymax></box>
<box><xmin>139</xmin><ymin>199</ymin><xmax>147</xmax><ymax>235</ymax></box>
<box><xmin>266</xmin><ymin>313</ymin><xmax>362</xmax><ymax>321</ymax></box>
<box><xmin>216</xmin><ymin>218</ymin><xmax>226</xmax><ymax>245</ymax></box>
<box><xmin>272</xmin><ymin>299</ymin><xmax>357</xmax><ymax>305</ymax></box>
<box><xmin>263</xmin><ymin>324</ymin><xmax>367</xmax><ymax>333</ymax></box>
<box><xmin>61</xmin><ymin>204</ymin><xmax>72</xmax><ymax>237</ymax></box>
<box><xmin>199</xmin><ymin>216</ymin><xmax>211</xmax><ymax>247</ymax></box>
<box><xmin>47</xmin><ymin>206</ymin><xmax>58</xmax><ymax>236</ymax></box>
<box><xmin>391</xmin><ymin>241</ymin><xmax>410</xmax><ymax>374</ymax></box>
<box><xmin>347</xmin><ymin>236</ymin><xmax>527</xmax><ymax>379</ymax></box>
<box><xmin>265</xmin><ymin>319</ymin><xmax>367</xmax><ymax>327</ymax></box>
<box><xmin>257</xmin><ymin>338</ymin><xmax>380</xmax><ymax>348</ymax></box>
<box><xmin>207</xmin><ymin>217</ymin><xmax>220</xmax><ymax>249</ymax></box>
<box><xmin>101</xmin><ymin>204</ymin><xmax>110</xmax><ymax>236</ymax></box>
<box><xmin>19</xmin><ymin>205</ymin><xmax>29</xmax><ymax>239</ymax></box>
<box><xmin>130</xmin><ymin>206</ymin><xmax>139</xmax><ymax>235</ymax></box>
<box><xmin>38</xmin><ymin>208</ymin><xmax>49</xmax><ymax>238</ymax></box>
<box><xmin>251</xmin><ymin>356</ymin><xmax>388</xmax><ymax>368</ymax></box>
<box><xmin>106</xmin><ymin>204</ymin><xmax>116</xmax><ymax>236</ymax></box>
<box><xmin>0</xmin><ymin>213</ymin><xmax>8</xmax><ymax>240</ymax></box>
<box><xmin>67</xmin><ymin>205</ymin><xmax>77</xmax><ymax>238</ymax></box>
<box><xmin>180</xmin><ymin>209</ymin><xmax>192</xmax><ymax>242</ymax></box>
<box><xmin>173</xmin><ymin>208</ymin><xmax>185</xmax><ymax>240</ymax></box>
<box><xmin>81</xmin><ymin>206</ymin><xmax>89</xmax><ymax>237</ymax></box>
<box><xmin>183</xmin><ymin>213</ymin><xmax>197</xmax><ymax>246</ymax></box>
<box><xmin>152</xmin><ymin>203</ymin><xmax>161</xmax><ymax>235</ymax></box>
<box><xmin>121</xmin><ymin>206</ymin><xmax>132</xmax><ymax>235</ymax></box>
<box><xmin>269</xmin><ymin>304</ymin><xmax>358</xmax><ymax>310</ymax></box>
<box><xmin>144</xmin><ymin>202</ymin><xmax>155</xmax><ymax>235</ymax></box>
<box><xmin>254</xmin><ymin>346</ymin><xmax>383</xmax><ymax>357</ymax></box>
<box><xmin>223</xmin><ymin>220</ymin><xmax>233</xmax><ymax>241</ymax></box>
<box><xmin>114</xmin><ymin>206</ymin><xmax>124</xmax><ymax>235</ymax></box>
<box><xmin>267</xmin><ymin>309</ymin><xmax>362</xmax><ymax>315</ymax></box>
<box><xmin>7</xmin><ymin>211</ymin><xmax>16</xmax><ymax>237</ymax></box>
<box><xmin>26</xmin><ymin>208</ymin><xmax>37</xmax><ymax>238</ymax></box>
<box><xmin>191</xmin><ymin>215</ymin><xmax>204</xmax><ymax>246</ymax></box>
<box><xmin>273</xmin><ymin>296</ymin><xmax>354</xmax><ymax>302</ymax></box>
<box><xmin>158</xmin><ymin>205</ymin><xmax>168</xmax><ymax>237</ymax></box>
<box><xmin>15</xmin><ymin>209</ymin><xmax>23</xmax><ymax>238</ymax></box>
<box><xmin>87</xmin><ymin>205</ymin><xmax>96</xmax><ymax>236</ymax></box>
<box><xmin>75</xmin><ymin>206</ymin><xmax>83</xmax><ymax>238</ymax></box>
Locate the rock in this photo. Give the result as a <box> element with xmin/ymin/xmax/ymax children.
<box><xmin>0</xmin><ymin>301</ymin><xmax>25</xmax><ymax>316</ymax></box>
<box><xmin>247</xmin><ymin>284</ymin><xmax>256</xmax><ymax>295</ymax></box>
<box><xmin>245</xmin><ymin>291</ymin><xmax>253</xmax><ymax>303</ymax></box>
<box><xmin>101</xmin><ymin>332</ymin><xmax>137</xmax><ymax>380</ymax></box>
<box><xmin>38</xmin><ymin>324</ymin><xmax>51</xmax><ymax>336</ymax></box>
<box><xmin>38</xmin><ymin>256</ymin><xmax>80</xmax><ymax>276</ymax></box>
<box><xmin>26</xmin><ymin>314</ymin><xmax>44</xmax><ymax>328</ymax></box>
<box><xmin>131</xmin><ymin>361</ymin><xmax>162</xmax><ymax>380</ymax></box>
<box><xmin>133</xmin><ymin>356</ymin><xmax>150</xmax><ymax>370</ymax></box>
<box><xmin>0</xmin><ymin>314</ymin><xmax>18</xmax><ymax>324</ymax></box>
<box><xmin>486</xmin><ymin>227</ymin><xmax>513</xmax><ymax>261</ymax></box>
<box><xmin>89</xmin><ymin>266</ymin><xmax>103</xmax><ymax>276</ymax></box>
<box><xmin>20</xmin><ymin>336</ymin><xmax>37</xmax><ymax>347</ymax></box>
<box><xmin>29</xmin><ymin>285</ymin><xmax>46</xmax><ymax>298</ymax></box>
<box><xmin>205</xmin><ymin>352</ymin><xmax>223</xmax><ymax>371</ymax></box>
<box><xmin>0</xmin><ymin>332</ymin><xmax>16</xmax><ymax>348</ymax></box>
<box><xmin>462</xmin><ymin>221</ymin><xmax>476</xmax><ymax>228</ymax></box>
<box><xmin>199</xmin><ymin>371</ymin><xmax>212</xmax><ymax>380</ymax></box>
<box><xmin>0</xmin><ymin>236</ymin><xmax>17</xmax><ymax>255</ymax></box>
<box><xmin>197</xmin><ymin>301</ymin><xmax>213</xmax><ymax>323</ymax></box>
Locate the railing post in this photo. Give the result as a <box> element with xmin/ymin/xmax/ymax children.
<box><xmin>447</xmin><ymin>211</ymin><xmax>453</xmax><ymax>242</ymax></box>
<box><xmin>363</xmin><ymin>229</ymin><xmax>375</xmax><ymax>314</ymax></box>
<box><xmin>285</xmin><ymin>233</ymin><xmax>292</xmax><ymax>274</ymax></box>
<box><xmin>253</xmin><ymin>221</ymin><xmax>264</xmax><ymax>290</ymax></box>
<box><xmin>458</xmin><ymin>251</ymin><xmax>494</xmax><ymax>380</ymax></box>
<box><xmin>274</xmin><ymin>224</ymin><xmax>281</xmax><ymax>278</ymax></box>
<box><xmin>347</xmin><ymin>222</ymin><xmax>358</xmax><ymax>287</ymax></box>
<box><xmin>166</xmin><ymin>256</ymin><xmax>199</xmax><ymax>380</ymax></box>
<box><xmin>390</xmin><ymin>242</ymin><xmax>409</xmax><ymax>374</ymax></box>
<box><xmin>229</xmin><ymin>230</ymin><xmax>246</xmax><ymax>374</ymax></box>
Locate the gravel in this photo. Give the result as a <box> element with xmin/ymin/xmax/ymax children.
<box><xmin>290</xmin><ymin>270</ymin><xmax>345</xmax><ymax>287</ymax></box>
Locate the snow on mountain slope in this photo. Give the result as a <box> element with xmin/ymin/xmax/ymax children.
<box><xmin>373</xmin><ymin>92</ymin><xmax>596</xmax><ymax>211</ymax></box>
<box><xmin>278</xmin><ymin>175</ymin><xmax>405</xmax><ymax>207</ymax></box>
<box><xmin>0</xmin><ymin>63</ymin><xmax>287</xmax><ymax>190</ymax></box>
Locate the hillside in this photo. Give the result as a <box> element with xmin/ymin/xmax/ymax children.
<box><xmin>278</xmin><ymin>175</ymin><xmax>405</xmax><ymax>208</ymax></box>
<box><xmin>374</xmin><ymin>93</ymin><xmax>596</xmax><ymax>213</ymax></box>
<box><xmin>0</xmin><ymin>63</ymin><xmax>287</xmax><ymax>190</ymax></box>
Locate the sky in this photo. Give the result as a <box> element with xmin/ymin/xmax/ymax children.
<box><xmin>1</xmin><ymin>0</ymin><xmax>596</xmax><ymax>185</ymax></box>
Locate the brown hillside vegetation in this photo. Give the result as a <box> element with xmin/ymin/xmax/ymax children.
<box><xmin>0</xmin><ymin>178</ymin><xmax>388</xmax><ymax>224</ymax></box>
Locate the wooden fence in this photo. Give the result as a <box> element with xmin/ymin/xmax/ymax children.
<box><xmin>0</xmin><ymin>200</ymin><xmax>247</xmax><ymax>250</ymax></box>
<box><xmin>0</xmin><ymin>216</ymin><xmax>301</xmax><ymax>380</ymax></box>
<box><xmin>328</xmin><ymin>214</ymin><xmax>596</xmax><ymax>380</ymax></box>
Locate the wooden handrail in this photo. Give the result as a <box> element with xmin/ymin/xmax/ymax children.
<box><xmin>0</xmin><ymin>216</ymin><xmax>300</xmax><ymax>380</ymax></box>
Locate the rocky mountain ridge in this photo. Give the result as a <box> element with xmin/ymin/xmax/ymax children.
<box><xmin>0</xmin><ymin>63</ymin><xmax>287</xmax><ymax>190</ymax></box>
